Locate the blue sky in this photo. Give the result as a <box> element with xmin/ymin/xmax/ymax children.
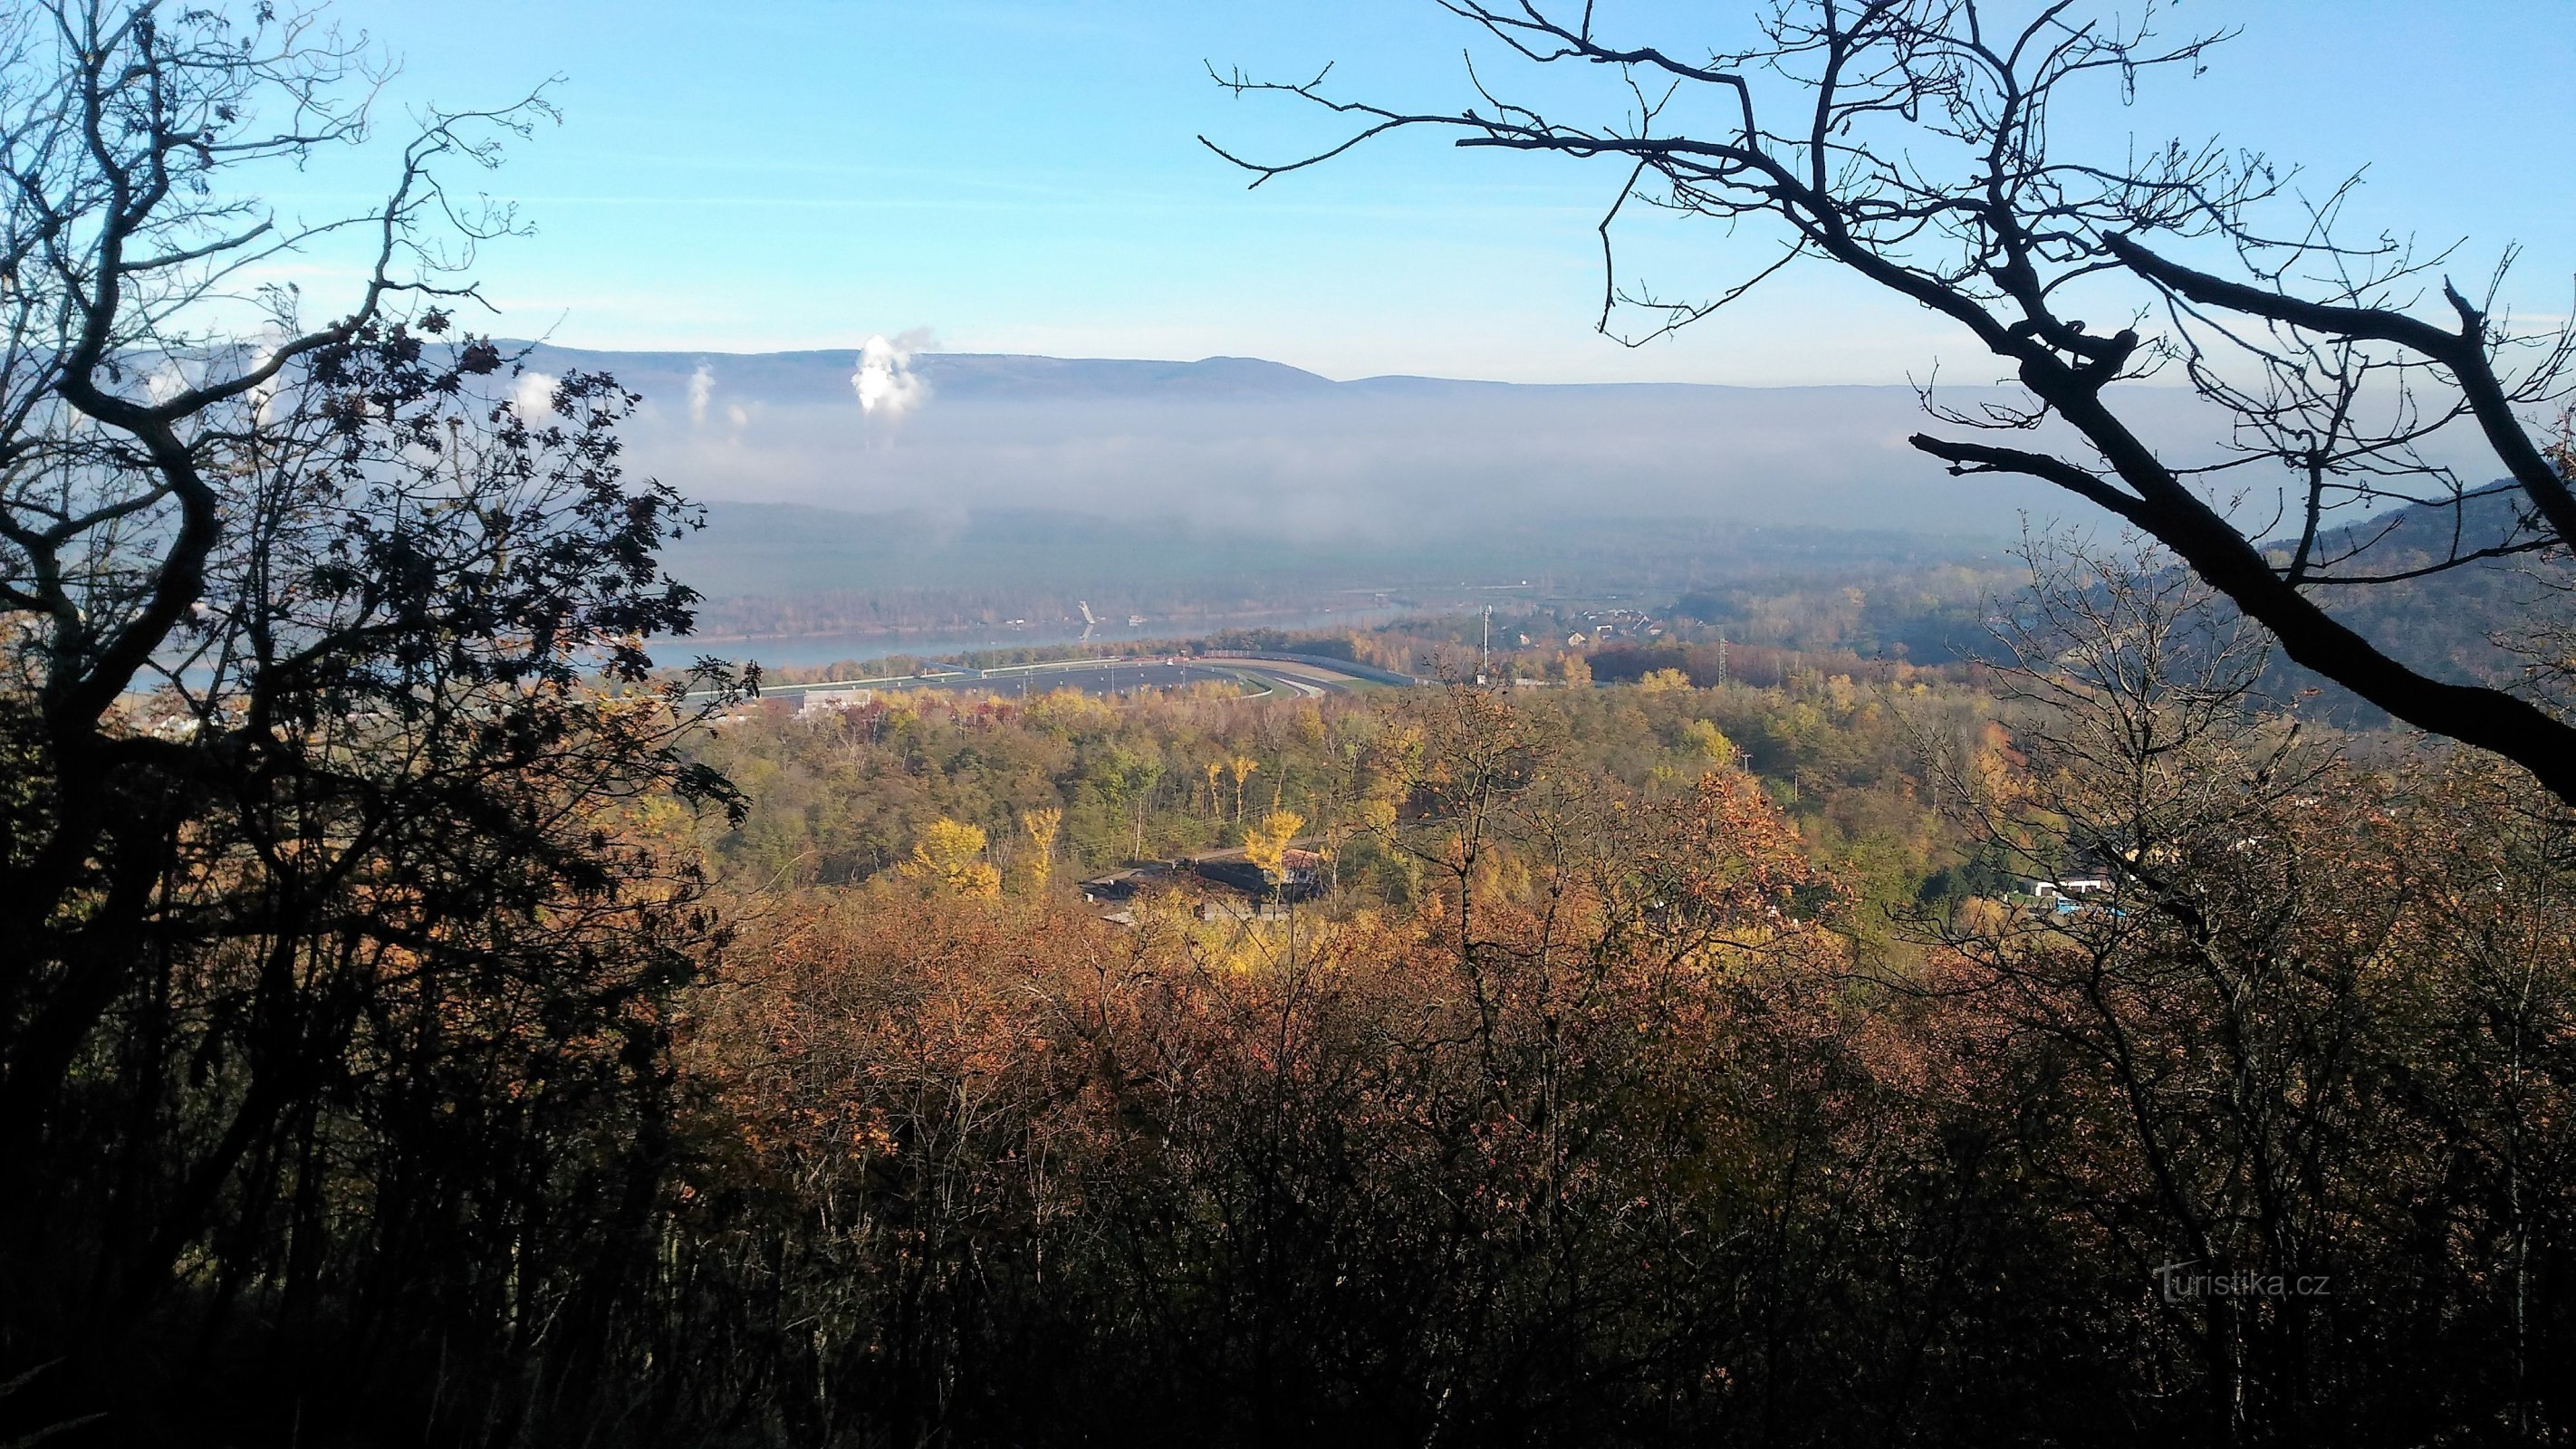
<box><xmin>300</xmin><ymin>1</ymin><xmax>2576</xmax><ymax>384</ymax></box>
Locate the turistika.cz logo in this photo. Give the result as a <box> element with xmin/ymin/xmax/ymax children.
<box><xmin>2156</xmin><ymin>1261</ymin><xmax>2331</xmax><ymax>1303</ymax></box>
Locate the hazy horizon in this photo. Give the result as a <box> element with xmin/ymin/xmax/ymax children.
<box><xmin>512</xmin><ymin>341</ymin><xmax>2498</xmax><ymax>561</ymax></box>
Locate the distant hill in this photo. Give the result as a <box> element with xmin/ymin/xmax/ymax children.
<box><xmin>2255</xmin><ymin>488</ymin><xmax>2560</xmax><ymax>723</ymax></box>
<box><xmin>505</xmin><ymin>343</ymin><xmax>2533</xmax><ymax>663</ymax></box>
<box><xmin>514</xmin><ymin>344</ymin><xmax>2248</xmax><ymax>542</ymax></box>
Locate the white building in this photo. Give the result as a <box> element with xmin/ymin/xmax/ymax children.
<box><xmin>797</xmin><ymin>686</ymin><xmax>875</xmax><ymax>716</ymax></box>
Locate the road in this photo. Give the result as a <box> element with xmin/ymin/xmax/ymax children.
<box><xmin>694</xmin><ymin>652</ymin><xmax>1392</xmax><ymax>709</ymax></box>
<box><xmin>846</xmin><ymin>657</ymin><xmax>1359</xmax><ymax>701</ymax></box>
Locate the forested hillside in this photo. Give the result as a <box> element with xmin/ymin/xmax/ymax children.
<box><xmin>9</xmin><ymin>4</ymin><xmax>2576</xmax><ymax>1446</ymax></box>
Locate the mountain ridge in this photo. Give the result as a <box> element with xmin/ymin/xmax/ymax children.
<box><xmin>514</xmin><ymin>342</ymin><xmax>1994</xmax><ymax>396</ymax></box>
<box><xmin>505</xmin><ymin>342</ymin><xmax>2167</xmax><ymax>536</ymax></box>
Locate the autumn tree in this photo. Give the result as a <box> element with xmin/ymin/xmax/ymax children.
<box><xmin>1636</xmin><ymin>667</ymin><xmax>1691</xmax><ymax>694</ymax></box>
<box><xmin>670</xmin><ymin>689</ymin><xmax>1915</xmax><ymax>1446</ymax></box>
<box><xmin>1105</xmin><ymin>748</ymin><xmax>1166</xmax><ymax>860</ymax></box>
<box><xmin>904</xmin><ymin>817</ymin><xmax>1004</xmax><ymax>898</ymax></box>
<box><xmin>1243</xmin><ymin>806</ymin><xmax>1306</xmax><ymax>897</ymax></box>
<box><xmin>1908</xmin><ymin>535</ymin><xmax>2576</xmax><ymax>1442</ymax></box>
<box><xmin>0</xmin><ymin>3</ymin><xmax>742</xmax><ymax>1437</ymax></box>
<box><xmin>677</xmin><ymin>893</ymin><xmax>1111</xmax><ymax>1444</ymax></box>
<box><xmin>1020</xmin><ymin>805</ymin><xmax>1063</xmax><ymax>894</ymax></box>
<box><xmin>1682</xmin><ymin>716</ymin><xmax>1738</xmax><ymax>768</ymax></box>
<box><xmin>1212</xmin><ymin>1</ymin><xmax>2576</xmax><ymax>802</ymax></box>
<box><xmin>1228</xmin><ymin>753</ymin><xmax>1258</xmax><ymax>821</ymax></box>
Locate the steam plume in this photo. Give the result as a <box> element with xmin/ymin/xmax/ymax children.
<box><xmin>687</xmin><ymin>362</ymin><xmax>715</xmax><ymax>426</ymax></box>
<box><xmin>513</xmin><ymin>370</ymin><xmax>559</xmax><ymax>418</ymax></box>
<box><xmin>851</xmin><ymin>331</ymin><xmax>930</xmax><ymax>417</ymax></box>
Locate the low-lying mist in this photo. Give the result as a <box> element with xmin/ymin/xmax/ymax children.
<box><xmin>527</xmin><ymin>344</ymin><xmax>2228</xmax><ymax>542</ymax></box>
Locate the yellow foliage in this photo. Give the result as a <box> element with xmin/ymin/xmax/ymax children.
<box><xmin>1638</xmin><ymin>667</ymin><xmax>1694</xmax><ymax>694</ymax></box>
<box><xmin>1969</xmin><ymin>721</ymin><xmax>2027</xmax><ymax>807</ymax></box>
<box><xmin>1024</xmin><ymin>689</ymin><xmax>1117</xmax><ymax>734</ymax></box>
<box><xmin>1227</xmin><ymin>754</ymin><xmax>1259</xmax><ymax>820</ymax></box>
<box><xmin>1244</xmin><ymin>808</ymin><xmax>1306</xmax><ymax>889</ymax></box>
<box><xmin>900</xmin><ymin>817</ymin><xmax>1001</xmax><ymax>898</ymax></box>
<box><xmin>1682</xmin><ymin>718</ymin><xmax>1738</xmax><ymax>769</ymax></box>
<box><xmin>1019</xmin><ymin>807</ymin><xmax>1062</xmax><ymax>894</ymax></box>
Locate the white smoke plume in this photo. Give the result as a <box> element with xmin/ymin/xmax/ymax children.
<box><xmin>687</xmin><ymin>362</ymin><xmax>715</xmax><ymax>426</ymax></box>
<box><xmin>513</xmin><ymin>370</ymin><xmax>559</xmax><ymax>418</ymax></box>
<box><xmin>851</xmin><ymin>330</ymin><xmax>934</xmax><ymax>418</ymax></box>
<box><xmin>727</xmin><ymin>402</ymin><xmax>751</xmax><ymax>431</ymax></box>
